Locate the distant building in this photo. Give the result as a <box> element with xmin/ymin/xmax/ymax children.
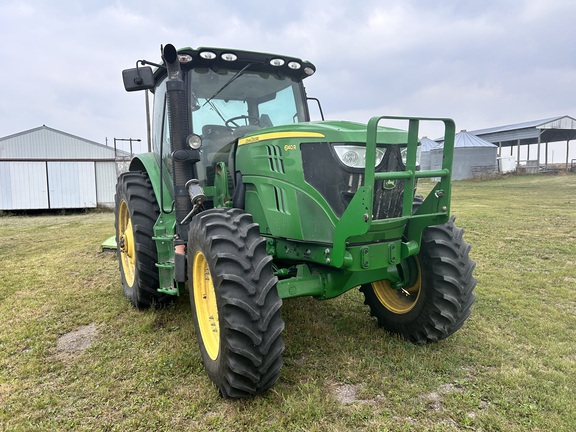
<box><xmin>419</xmin><ymin>137</ymin><xmax>440</xmax><ymax>171</ymax></box>
<box><xmin>470</xmin><ymin>116</ymin><xmax>576</xmax><ymax>170</ymax></box>
<box><xmin>431</xmin><ymin>130</ymin><xmax>498</xmax><ymax>180</ymax></box>
<box><xmin>0</xmin><ymin>125</ymin><xmax>128</xmax><ymax>210</ymax></box>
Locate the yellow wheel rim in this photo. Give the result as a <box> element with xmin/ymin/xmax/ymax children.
<box><xmin>373</xmin><ymin>259</ymin><xmax>422</xmax><ymax>314</ymax></box>
<box><xmin>118</xmin><ymin>200</ymin><xmax>136</xmax><ymax>287</ymax></box>
<box><xmin>193</xmin><ymin>252</ymin><xmax>220</xmax><ymax>360</ymax></box>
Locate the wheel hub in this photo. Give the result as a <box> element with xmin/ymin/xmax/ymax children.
<box><xmin>193</xmin><ymin>251</ymin><xmax>220</xmax><ymax>361</ymax></box>
<box><xmin>118</xmin><ymin>200</ymin><xmax>136</xmax><ymax>286</ymax></box>
<box><xmin>119</xmin><ymin>235</ymin><xmax>126</xmax><ymax>252</ymax></box>
<box><xmin>120</xmin><ymin>229</ymin><xmax>133</xmax><ymax>258</ymax></box>
<box><xmin>373</xmin><ymin>257</ymin><xmax>422</xmax><ymax>314</ymax></box>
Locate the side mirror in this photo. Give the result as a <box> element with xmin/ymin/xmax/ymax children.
<box><xmin>122</xmin><ymin>66</ymin><xmax>154</xmax><ymax>92</ymax></box>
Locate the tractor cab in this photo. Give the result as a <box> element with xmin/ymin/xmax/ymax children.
<box><xmin>188</xmin><ymin>65</ymin><xmax>310</xmax><ymax>185</ymax></box>
<box><xmin>124</xmin><ymin>46</ymin><xmax>316</xmax><ymax>192</ymax></box>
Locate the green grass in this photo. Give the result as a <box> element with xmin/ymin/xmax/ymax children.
<box><xmin>1</xmin><ymin>174</ymin><xmax>575</xmax><ymax>431</ymax></box>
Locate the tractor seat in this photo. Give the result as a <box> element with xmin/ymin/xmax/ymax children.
<box><xmin>202</xmin><ymin>125</ymin><xmax>234</xmax><ymax>163</ymax></box>
<box><xmin>231</xmin><ymin>125</ymin><xmax>260</xmax><ymax>140</ymax></box>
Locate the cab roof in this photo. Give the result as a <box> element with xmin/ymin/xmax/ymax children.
<box><xmin>152</xmin><ymin>45</ymin><xmax>317</xmax><ymax>82</ymax></box>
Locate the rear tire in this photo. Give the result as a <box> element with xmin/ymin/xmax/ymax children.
<box><xmin>188</xmin><ymin>208</ymin><xmax>284</xmax><ymax>398</ymax></box>
<box><xmin>115</xmin><ymin>171</ymin><xmax>172</xmax><ymax>309</ymax></box>
<box><xmin>360</xmin><ymin>216</ymin><xmax>476</xmax><ymax>343</ymax></box>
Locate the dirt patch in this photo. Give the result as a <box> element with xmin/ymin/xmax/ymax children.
<box><xmin>422</xmin><ymin>383</ymin><xmax>465</xmax><ymax>411</ymax></box>
<box><xmin>332</xmin><ymin>383</ymin><xmax>362</xmax><ymax>404</ymax></box>
<box><xmin>0</xmin><ymin>383</ymin><xmax>16</xmax><ymax>405</ymax></box>
<box><xmin>329</xmin><ymin>382</ymin><xmax>384</xmax><ymax>405</ymax></box>
<box><xmin>56</xmin><ymin>323</ymin><xmax>98</xmax><ymax>357</ymax></box>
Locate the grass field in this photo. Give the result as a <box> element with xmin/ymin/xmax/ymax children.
<box><xmin>1</xmin><ymin>174</ymin><xmax>575</xmax><ymax>431</ymax></box>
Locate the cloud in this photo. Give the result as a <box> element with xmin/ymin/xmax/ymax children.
<box><xmin>0</xmin><ymin>0</ymin><xmax>575</xmax><ymax>161</ymax></box>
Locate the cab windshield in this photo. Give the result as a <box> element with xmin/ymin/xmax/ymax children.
<box><xmin>189</xmin><ymin>68</ymin><xmax>308</xmax><ymax>135</ymax></box>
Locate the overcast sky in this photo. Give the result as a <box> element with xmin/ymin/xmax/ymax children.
<box><xmin>1</xmin><ymin>0</ymin><xmax>575</xmax><ymax>159</ymax></box>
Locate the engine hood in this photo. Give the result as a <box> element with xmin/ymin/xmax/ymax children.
<box><xmin>238</xmin><ymin>120</ymin><xmax>410</xmax><ymax>146</ymax></box>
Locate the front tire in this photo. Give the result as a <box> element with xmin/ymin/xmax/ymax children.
<box><xmin>188</xmin><ymin>208</ymin><xmax>284</xmax><ymax>398</ymax></box>
<box><xmin>360</xmin><ymin>216</ymin><xmax>476</xmax><ymax>343</ymax></box>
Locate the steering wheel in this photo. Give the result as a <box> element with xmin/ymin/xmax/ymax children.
<box><xmin>225</xmin><ymin>115</ymin><xmax>260</xmax><ymax>129</ymax></box>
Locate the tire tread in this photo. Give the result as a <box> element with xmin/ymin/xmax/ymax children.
<box><xmin>188</xmin><ymin>208</ymin><xmax>284</xmax><ymax>398</ymax></box>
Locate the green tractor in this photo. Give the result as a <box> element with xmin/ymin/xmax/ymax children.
<box><xmin>117</xmin><ymin>44</ymin><xmax>476</xmax><ymax>398</ymax></box>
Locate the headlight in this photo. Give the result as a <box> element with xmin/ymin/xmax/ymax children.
<box><xmin>401</xmin><ymin>145</ymin><xmax>422</xmax><ymax>166</ymax></box>
<box><xmin>199</xmin><ymin>51</ymin><xmax>217</xmax><ymax>60</ymax></box>
<box><xmin>304</xmin><ymin>67</ymin><xmax>315</xmax><ymax>76</ymax></box>
<box><xmin>221</xmin><ymin>53</ymin><xmax>237</xmax><ymax>62</ymax></box>
<box><xmin>187</xmin><ymin>134</ymin><xmax>202</xmax><ymax>149</ymax></box>
<box><xmin>178</xmin><ymin>54</ymin><xmax>193</xmax><ymax>63</ymax></box>
<box><xmin>333</xmin><ymin>145</ymin><xmax>385</xmax><ymax>168</ymax></box>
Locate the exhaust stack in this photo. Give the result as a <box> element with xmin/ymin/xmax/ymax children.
<box><xmin>162</xmin><ymin>44</ymin><xmax>197</xmax><ymax>242</ymax></box>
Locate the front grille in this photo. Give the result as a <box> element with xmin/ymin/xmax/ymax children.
<box><xmin>301</xmin><ymin>143</ymin><xmax>405</xmax><ymax>219</ymax></box>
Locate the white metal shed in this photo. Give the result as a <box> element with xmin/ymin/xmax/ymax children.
<box><xmin>419</xmin><ymin>137</ymin><xmax>441</xmax><ymax>171</ymax></box>
<box><xmin>431</xmin><ymin>131</ymin><xmax>498</xmax><ymax>180</ymax></box>
<box><xmin>0</xmin><ymin>125</ymin><xmax>126</xmax><ymax>210</ymax></box>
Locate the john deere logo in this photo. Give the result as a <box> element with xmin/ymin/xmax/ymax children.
<box><xmin>383</xmin><ymin>180</ymin><xmax>397</xmax><ymax>190</ymax></box>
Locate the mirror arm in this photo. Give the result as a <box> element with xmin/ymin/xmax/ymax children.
<box><xmin>137</xmin><ymin>59</ymin><xmax>165</xmax><ymax>69</ymax></box>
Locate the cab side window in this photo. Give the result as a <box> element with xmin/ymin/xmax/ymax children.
<box><xmin>152</xmin><ymin>78</ymin><xmax>166</xmax><ymax>154</ymax></box>
<box><xmin>152</xmin><ymin>78</ymin><xmax>172</xmax><ymax>170</ymax></box>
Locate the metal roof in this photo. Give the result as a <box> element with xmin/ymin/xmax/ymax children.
<box><xmin>454</xmin><ymin>130</ymin><xmax>497</xmax><ymax>148</ymax></box>
<box><xmin>436</xmin><ymin>130</ymin><xmax>497</xmax><ymax>149</ymax></box>
<box><xmin>420</xmin><ymin>137</ymin><xmax>440</xmax><ymax>151</ymax></box>
<box><xmin>469</xmin><ymin>115</ymin><xmax>576</xmax><ymax>147</ymax></box>
<box><xmin>0</xmin><ymin>125</ymin><xmax>130</xmax><ymax>159</ymax></box>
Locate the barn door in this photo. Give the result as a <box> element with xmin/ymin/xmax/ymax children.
<box><xmin>47</xmin><ymin>161</ymin><xmax>97</xmax><ymax>208</ymax></box>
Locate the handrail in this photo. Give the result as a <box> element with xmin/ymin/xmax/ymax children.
<box><xmin>366</xmin><ymin>116</ymin><xmax>455</xmax><ymax>218</ymax></box>
<box><xmin>330</xmin><ymin>116</ymin><xmax>456</xmax><ymax>267</ymax></box>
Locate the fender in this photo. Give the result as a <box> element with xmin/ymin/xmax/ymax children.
<box><xmin>129</xmin><ymin>152</ymin><xmax>181</xmax><ymax>294</ymax></box>
<box><xmin>129</xmin><ymin>153</ymin><xmax>174</xmax><ymax>213</ymax></box>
